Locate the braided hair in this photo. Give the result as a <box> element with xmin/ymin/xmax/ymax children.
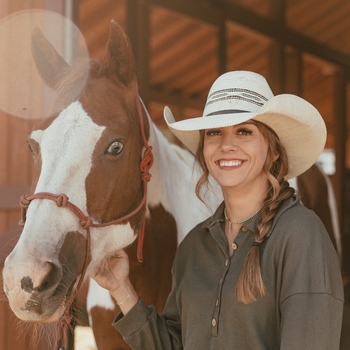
<box><xmin>195</xmin><ymin>121</ymin><xmax>295</xmax><ymax>304</ymax></box>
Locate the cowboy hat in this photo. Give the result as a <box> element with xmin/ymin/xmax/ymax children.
<box><xmin>163</xmin><ymin>70</ymin><xmax>326</xmax><ymax>180</ymax></box>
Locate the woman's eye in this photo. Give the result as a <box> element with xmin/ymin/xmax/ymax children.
<box><xmin>106</xmin><ymin>141</ymin><xmax>124</xmax><ymax>155</ymax></box>
<box><xmin>237</xmin><ymin>128</ymin><xmax>253</xmax><ymax>135</ymax></box>
<box><xmin>205</xmin><ymin>129</ymin><xmax>221</xmax><ymax>136</ymax></box>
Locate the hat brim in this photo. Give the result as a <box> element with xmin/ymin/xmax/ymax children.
<box><xmin>164</xmin><ymin>94</ymin><xmax>326</xmax><ymax>180</ymax></box>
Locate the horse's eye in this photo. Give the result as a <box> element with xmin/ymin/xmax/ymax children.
<box><xmin>106</xmin><ymin>141</ymin><xmax>124</xmax><ymax>155</ymax></box>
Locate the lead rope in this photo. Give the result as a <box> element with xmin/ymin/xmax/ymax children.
<box><xmin>19</xmin><ymin>96</ymin><xmax>153</xmax><ymax>349</ymax></box>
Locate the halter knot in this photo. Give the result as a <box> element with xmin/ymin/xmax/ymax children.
<box><xmin>19</xmin><ymin>195</ymin><xmax>32</xmax><ymax>226</ymax></box>
<box><xmin>56</xmin><ymin>194</ymin><xmax>69</xmax><ymax>207</ymax></box>
<box><xmin>57</xmin><ymin>309</ymin><xmax>74</xmax><ymax>350</ymax></box>
<box><xmin>60</xmin><ymin>309</ymin><xmax>74</xmax><ymax>326</ymax></box>
<box><xmin>140</xmin><ymin>146</ymin><xmax>154</xmax><ymax>182</ymax></box>
<box><xmin>80</xmin><ymin>217</ymin><xmax>92</xmax><ymax>229</ymax></box>
<box><xmin>20</xmin><ymin>194</ymin><xmax>31</xmax><ymax>208</ymax></box>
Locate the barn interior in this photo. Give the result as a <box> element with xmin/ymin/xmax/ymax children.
<box><xmin>0</xmin><ymin>0</ymin><xmax>350</xmax><ymax>348</ymax></box>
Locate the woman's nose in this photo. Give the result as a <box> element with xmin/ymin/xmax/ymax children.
<box><xmin>219</xmin><ymin>134</ymin><xmax>238</xmax><ymax>152</ymax></box>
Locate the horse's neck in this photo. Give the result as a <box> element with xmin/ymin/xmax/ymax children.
<box><xmin>146</xmin><ymin>115</ymin><xmax>221</xmax><ymax>243</ymax></box>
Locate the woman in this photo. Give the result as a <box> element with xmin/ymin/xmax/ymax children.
<box><xmin>91</xmin><ymin>71</ymin><xmax>344</xmax><ymax>349</ymax></box>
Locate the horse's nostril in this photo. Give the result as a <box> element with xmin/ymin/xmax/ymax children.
<box><xmin>21</xmin><ymin>276</ymin><xmax>34</xmax><ymax>293</ymax></box>
<box><xmin>20</xmin><ymin>262</ymin><xmax>62</xmax><ymax>295</ymax></box>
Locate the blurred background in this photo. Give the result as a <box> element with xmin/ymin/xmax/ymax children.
<box><xmin>0</xmin><ymin>0</ymin><xmax>350</xmax><ymax>348</ymax></box>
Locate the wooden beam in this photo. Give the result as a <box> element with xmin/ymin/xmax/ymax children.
<box><xmin>149</xmin><ymin>0</ymin><xmax>350</xmax><ymax>77</ymax></box>
<box><xmin>333</xmin><ymin>70</ymin><xmax>347</xmax><ymax>222</ymax></box>
<box><xmin>127</xmin><ymin>0</ymin><xmax>151</xmax><ymax>107</ymax></box>
<box><xmin>218</xmin><ymin>22</ymin><xmax>226</xmax><ymax>75</ymax></box>
<box><xmin>284</xmin><ymin>47</ymin><xmax>303</xmax><ymax>95</ymax></box>
<box><xmin>150</xmin><ymin>86</ymin><xmax>205</xmax><ymax>111</ymax></box>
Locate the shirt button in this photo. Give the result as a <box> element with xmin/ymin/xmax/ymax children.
<box><xmin>216</xmin><ymin>299</ymin><xmax>219</xmax><ymax>307</ymax></box>
<box><xmin>241</xmin><ymin>226</ymin><xmax>248</xmax><ymax>232</ymax></box>
<box><xmin>212</xmin><ymin>318</ymin><xmax>217</xmax><ymax>327</ymax></box>
<box><xmin>232</xmin><ymin>242</ymin><xmax>238</xmax><ymax>250</ymax></box>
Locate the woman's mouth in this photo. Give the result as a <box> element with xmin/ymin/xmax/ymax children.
<box><xmin>218</xmin><ymin>160</ymin><xmax>243</xmax><ymax>167</ymax></box>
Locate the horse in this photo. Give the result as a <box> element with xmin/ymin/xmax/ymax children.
<box><xmin>2</xmin><ymin>21</ymin><xmax>341</xmax><ymax>350</ymax></box>
<box><xmin>296</xmin><ymin>162</ymin><xmax>341</xmax><ymax>258</ymax></box>
<box><xmin>1</xmin><ymin>20</ymin><xmax>221</xmax><ymax>349</ymax></box>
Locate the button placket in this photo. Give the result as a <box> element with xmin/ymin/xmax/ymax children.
<box><xmin>211</xmin><ymin>257</ymin><xmax>230</xmax><ymax>336</ymax></box>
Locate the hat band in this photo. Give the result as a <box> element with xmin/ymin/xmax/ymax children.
<box><xmin>206</xmin><ymin>109</ymin><xmax>250</xmax><ymax>116</ymax></box>
<box><xmin>206</xmin><ymin>88</ymin><xmax>269</xmax><ymax>109</ymax></box>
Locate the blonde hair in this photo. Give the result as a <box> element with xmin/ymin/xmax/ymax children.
<box><xmin>195</xmin><ymin>121</ymin><xmax>295</xmax><ymax>304</ymax></box>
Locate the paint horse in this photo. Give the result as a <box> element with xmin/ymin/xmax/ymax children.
<box><xmin>2</xmin><ymin>21</ymin><xmax>341</xmax><ymax>350</ymax></box>
<box><xmin>297</xmin><ymin>163</ymin><xmax>341</xmax><ymax>258</ymax></box>
<box><xmin>2</xmin><ymin>21</ymin><xmax>221</xmax><ymax>349</ymax></box>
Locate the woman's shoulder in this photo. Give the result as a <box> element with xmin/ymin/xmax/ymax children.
<box><xmin>268</xmin><ymin>196</ymin><xmax>334</xmax><ymax>251</ymax></box>
<box><xmin>178</xmin><ymin>202</ymin><xmax>224</xmax><ymax>247</ymax></box>
<box><xmin>272</xmin><ymin>195</ymin><xmax>325</xmax><ymax>232</ymax></box>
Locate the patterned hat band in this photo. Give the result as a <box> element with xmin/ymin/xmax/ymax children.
<box><xmin>206</xmin><ymin>109</ymin><xmax>249</xmax><ymax>116</ymax></box>
<box><xmin>207</xmin><ymin>87</ymin><xmax>268</xmax><ymax>104</ymax></box>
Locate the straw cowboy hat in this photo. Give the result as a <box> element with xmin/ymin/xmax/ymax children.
<box><xmin>164</xmin><ymin>70</ymin><xmax>326</xmax><ymax>180</ymax></box>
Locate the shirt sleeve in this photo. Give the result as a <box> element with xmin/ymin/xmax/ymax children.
<box><xmin>112</xmin><ymin>274</ymin><xmax>183</xmax><ymax>349</ymax></box>
<box><xmin>280</xmin><ymin>293</ymin><xmax>343</xmax><ymax>350</ymax></box>
<box><xmin>277</xmin><ymin>209</ymin><xmax>344</xmax><ymax>349</ymax></box>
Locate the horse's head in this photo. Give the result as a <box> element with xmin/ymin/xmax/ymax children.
<box><xmin>3</xmin><ymin>21</ymin><xmax>149</xmax><ymax>323</ymax></box>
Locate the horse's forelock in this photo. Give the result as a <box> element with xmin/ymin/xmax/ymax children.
<box><xmin>89</xmin><ymin>59</ymin><xmax>138</xmax><ymax>90</ymax></box>
<box><xmin>89</xmin><ymin>59</ymin><xmax>108</xmax><ymax>79</ymax></box>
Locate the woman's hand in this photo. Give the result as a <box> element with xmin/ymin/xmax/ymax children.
<box><xmin>90</xmin><ymin>249</ymin><xmax>130</xmax><ymax>293</ymax></box>
<box><xmin>90</xmin><ymin>249</ymin><xmax>138</xmax><ymax>313</ymax></box>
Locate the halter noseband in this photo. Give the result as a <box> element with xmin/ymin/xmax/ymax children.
<box><xmin>18</xmin><ymin>97</ymin><xmax>153</xmax><ymax>349</ymax></box>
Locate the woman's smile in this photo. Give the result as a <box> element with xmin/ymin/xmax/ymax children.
<box><xmin>217</xmin><ymin>159</ymin><xmax>244</xmax><ymax>168</ymax></box>
<box><xmin>204</xmin><ymin>122</ymin><xmax>268</xmax><ymax>191</ymax></box>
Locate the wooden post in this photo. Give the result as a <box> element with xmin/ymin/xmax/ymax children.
<box><xmin>126</xmin><ymin>0</ymin><xmax>151</xmax><ymax>108</ymax></box>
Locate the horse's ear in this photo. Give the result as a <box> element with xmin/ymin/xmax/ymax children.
<box><xmin>31</xmin><ymin>26</ymin><xmax>70</xmax><ymax>90</ymax></box>
<box><xmin>107</xmin><ymin>20</ymin><xmax>136</xmax><ymax>87</ymax></box>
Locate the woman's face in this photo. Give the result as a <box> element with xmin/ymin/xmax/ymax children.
<box><xmin>203</xmin><ymin>121</ymin><xmax>269</xmax><ymax>193</ymax></box>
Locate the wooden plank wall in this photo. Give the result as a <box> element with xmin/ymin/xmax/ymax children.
<box><xmin>0</xmin><ymin>1</ymin><xmax>68</xmax><ymax>349</ymax></box>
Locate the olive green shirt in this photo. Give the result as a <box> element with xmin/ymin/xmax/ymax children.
<box><xmin>114</xmin><ymin>195</ymin><xmax>344</xmax><ymax>349</ymax></box>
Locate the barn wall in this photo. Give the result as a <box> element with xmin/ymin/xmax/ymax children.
<box><xmin>0</xmin><ymin>1</ymin><xmax>71</xmax><ymax>349</ymax></box>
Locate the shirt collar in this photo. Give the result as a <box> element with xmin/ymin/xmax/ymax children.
<box><xmin>204</xmin><ymin>194</ymin><xmax>301</xmax><ymax>236</ymax></box>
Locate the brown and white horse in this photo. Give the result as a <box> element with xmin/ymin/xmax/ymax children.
<box><xmin>2</xmin><ymin>21</ymin><xmax>341</xmax><ymax>350</ymax></box>
<box><xmin>2</xmin><ymin>21</ymin><xmax>221</xmax><ymax>349</ymax></box>
<box><xmin>296</xmin><ymin>162</ymin><xmax>341</xmax><ymax>258</ymax></box>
